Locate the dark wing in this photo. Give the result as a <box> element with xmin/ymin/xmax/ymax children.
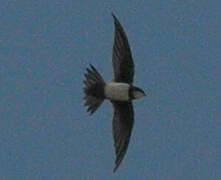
<box><xmin>112</xmin><ymin>13</ymin><xmax>134</xmax><ymax>84</ymax></box>
<box><xmin>112</xmin><ymin>101</ymin><xmax>134</xmax><ymax>172</ymax></box>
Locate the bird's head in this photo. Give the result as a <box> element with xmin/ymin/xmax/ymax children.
<box><xmin>130</xmin><ymin>86</ymin><xmax>146</xmax><ymax>99</ymax></box>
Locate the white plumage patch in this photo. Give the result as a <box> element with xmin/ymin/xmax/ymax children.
<box><xmin>105</xmin><ymin>82</ymin><xmax>130</xmax><ymax>101</ymax></box>
<box><xmin>133</xmin><ymin>90</ymin><xmax>145</xmax><ymax>99</ymax></box>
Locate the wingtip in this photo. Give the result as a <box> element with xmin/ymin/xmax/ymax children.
<box><xmin>113</xmin><ymin>166</ymin><xmax>118</xmax><ymax>173</ymax></box>
<box><xmin>111</xmin><ymin>12</ymin><xmax>116</xmax><ymax>18</ymax></box>
<box><xmin>111</xmin><ymin>12</ymin><xmax>118</xmax><ymax>22</ymax></box>
<box><xmin>113</xmin><ymin>161</ymin><xmax>121</xmax><ymax>173</ymax></box>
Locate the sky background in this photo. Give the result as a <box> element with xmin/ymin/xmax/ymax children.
<box><xmin>0</xmin><ymin>0</ymin><xmax>220</xmax><ymax>179</ymax></box>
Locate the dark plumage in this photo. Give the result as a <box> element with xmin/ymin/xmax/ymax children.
<box><xmin>112</xmin><ymin>101</ymin><xmax>134</xmax><ymax>172</ymax></box>
<box><xmin>112</xmin><ymin>13</ymin><xmax>134</xmax><ymax>84</ymax></box>
<box><xmin>111</xmin><ymin>13</ymin><xmax>135</xmax><ymax>172</ymax></box>
<box><xmin>83</xmin><ymin>64</ymin><xmax>105</xmax><ymax>115</ymax></box>
<box><xmin>83</xmin><ymin>13</ymin><xmax>146</xmax><ymax>172</ymax></box>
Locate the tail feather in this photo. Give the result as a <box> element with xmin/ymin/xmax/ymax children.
<box><xmin>83</xmin><ymin>64</ymin><xmax>105</xmax><ymax>115</ymax></box>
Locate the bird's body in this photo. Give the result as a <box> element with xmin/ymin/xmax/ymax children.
<box><xmin>105</xmin><ymin>82</ymin><xmax>130</xmax><ymax>101</ymax></box>
<box><xmin>83</xmin><ymin>13</ymin><xmax>146</xmax><ymax>172</ymax></box>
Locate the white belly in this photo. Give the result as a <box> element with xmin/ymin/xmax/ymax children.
<box><xmin>105</xmin><ymin>82</ymin><xmax>130</xmax><ymax>101</ymax></box>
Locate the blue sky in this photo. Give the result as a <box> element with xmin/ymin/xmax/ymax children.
<box><xmin>0</xmin><ymin>0</ymin><xmax>220</xmax><ymax>179</ymax></box>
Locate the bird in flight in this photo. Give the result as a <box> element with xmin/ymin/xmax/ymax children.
<box><xmin>83</xmin><ymin>13</ymin><xmax>146</xmax><ymax>172</ymax></box>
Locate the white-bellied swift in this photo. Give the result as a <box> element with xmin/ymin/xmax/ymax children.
<box><xmin>83</xmin><ymin>13</ymin><xmax>146</xmax><ymax>172</ymax></box>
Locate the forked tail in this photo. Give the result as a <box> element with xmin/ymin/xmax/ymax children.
<box><xmin>83</xmin><ymin>64</ymin><xmax>105</xmax><ymax>115</ymax></box>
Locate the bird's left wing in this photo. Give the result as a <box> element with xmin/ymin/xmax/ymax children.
<box><xmin>112</xmin><ymin>101</ymin><xmax>134</xmax><ymax>172</ymax></box>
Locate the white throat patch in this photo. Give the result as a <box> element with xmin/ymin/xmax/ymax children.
<box><xmin>105</xmin><ymin>82</ymin><xmax>130</xmax><ymax>101</ymax></box>
<box><xmin>133</xmin><ymin>90</ymin><xmax>145</xmax><ymax>99</ymax></box>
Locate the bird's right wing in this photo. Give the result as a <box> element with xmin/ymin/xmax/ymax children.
<box><xmin>112</xmin><ymin>13</ymin><xmax>134</xmax><ymax>84</ymax></box>
<box><xmin>112</xmin><ymin>101</ymin><xmax>134</xmax><ymax>172</ymax></box>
